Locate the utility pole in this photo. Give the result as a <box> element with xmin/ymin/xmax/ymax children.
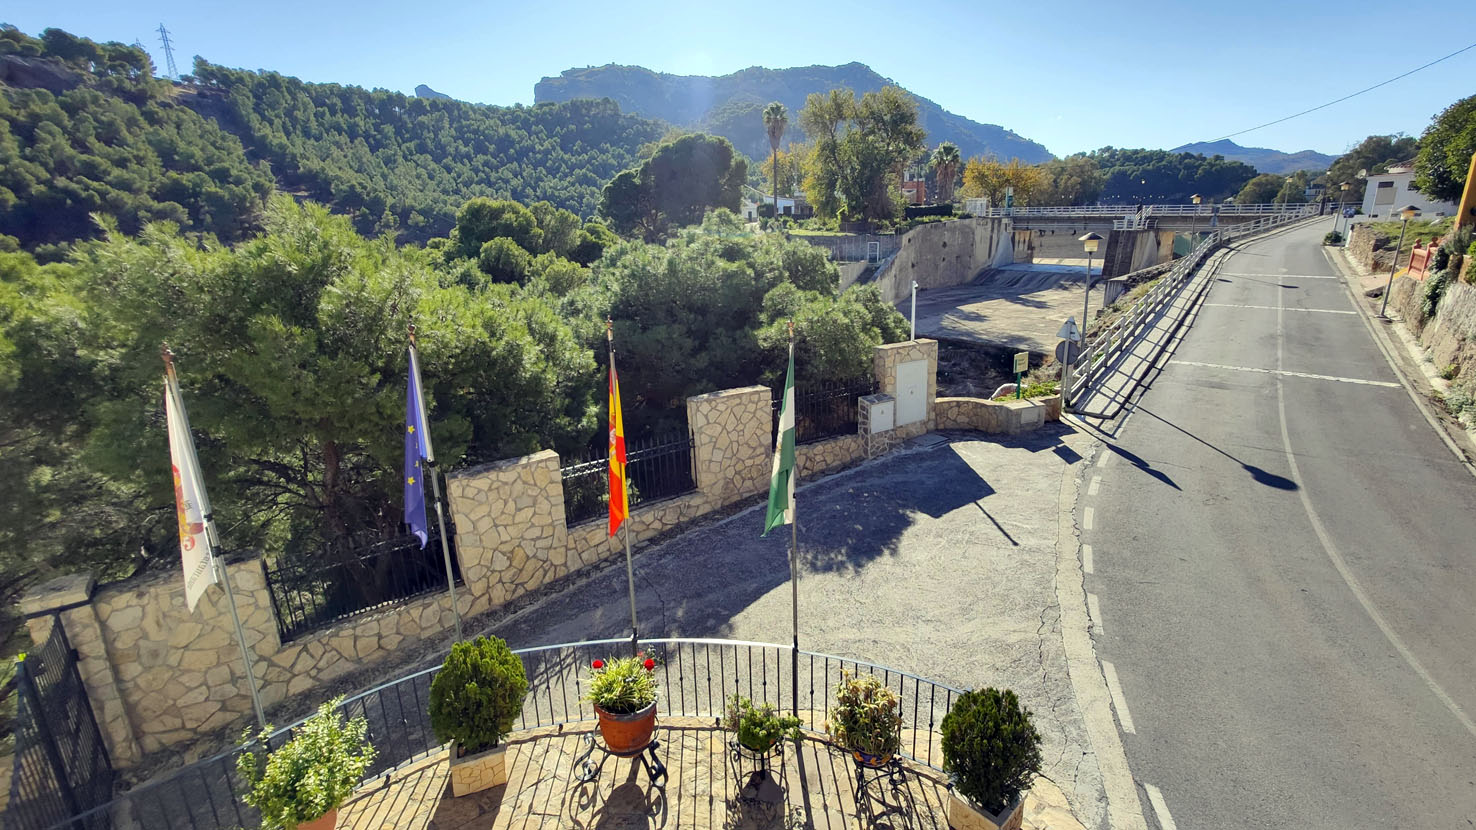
<box><xmin>157</xmin><ymin>24</ymin><xmax>178</xmax><ymax>79</ymax></box>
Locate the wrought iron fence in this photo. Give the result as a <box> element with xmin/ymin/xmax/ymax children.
<box><xmin>560</xmin><ymin>430</ymin><xmax>696</xmax><ymax>527</ymax></box>
<box><xmin>773</xmin><ymin>376</ymin><xmax>876</xmax><ymax>445</ymax></box>
<box><xmin>263</xmin><ymin>529</ymin><xmax>463</xmax><ymax>643</ymax></box>
<box><xmin>5</xmin><ymin>623</ymin><xmax>115</xmax><ymax>830</ymax></box>
<box><xmin>35</xmin><ymin>637</ymin><xmax>964</xmax><ymax>830</ymax></box>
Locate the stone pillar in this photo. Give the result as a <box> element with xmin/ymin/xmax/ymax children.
<box><xmin>874</xmin><ymin>339</ymin><xmax>938</xmax><ymax>442</ymax></box>
<box><xmin>687</xmin><ymin>385</ymin><xmax>773</xmax><ymax>506</ymax></box>
<box><xmin>446</xmin><ymin>449</ymin><xmax>568</xmax><ymax>611</ymax></box>
<box><xmin>20</xmin><ymin>573</ymin><xmax>144</xmax><ymax>767</ymax></box>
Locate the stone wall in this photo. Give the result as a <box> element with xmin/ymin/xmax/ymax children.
<box><xmin>874</xmin><ymin>339</ymin><xmax>939</xmax><ymax>441</ymax></box>
<box><xmin>935</xmin><ymin>395</ymin><xmax>1063</xmax><ymax>434</ymax></box>
<box><xmin>687</xmin><ymin>386</ymin><xmax>773</xmax><ymax>506</ymax></box>
<box><xmin>1348</xmin><ymin>223</ymin><xmax>1396</xmax><ymax>272</ymax></box>
<box><xmin>795</xmin><ymin>433</ymin><xmax>866</xmax><ymax>478</ymax></box>
<box><xmin>873</xmin><ymin>218</ymin><xmax>1014</xmax><ymax>305</ymax></box>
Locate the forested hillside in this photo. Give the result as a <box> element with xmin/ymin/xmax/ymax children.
<box><xmin>535</xmin><ymin>62</ymin><xmax>1053</xmax><ymax>164</ymax></box>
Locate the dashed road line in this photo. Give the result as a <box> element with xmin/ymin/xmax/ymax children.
<box><xmin>1204</xmin><ymin>302</ymin><xmax>1355</xmax><ymax>314</ymax></box>
<box><xmin>1088</xmin><ymin>475</ymin><xmax>1101</xmax><ymax>496</ymax></box>
<box><xmin>1101</xmin><ymin>660</ymin><xmax>1136</xmax><ymax>734</ymax></box>
<box><xmin>1169</xmin><ymin>360</ymin><xmax>1400</xmax><ymax>388</ymax></box>
<box><xmin>1083</xmin><ymin>506</ymin><xmax>1095</xmax><ymax>531</ymax></box>
<box><xmin>1088</xmin><ymin>592</ymin><xmax>1104</xmax><ymax>634</ymax></box>
<box><xmin>1144</xmin><ymin>784</ymin><xmax>1178</xmax><ymax>830</ymax></box>
<box><xmin>1082</xmin><ymin>543</ymin><xmax>1094</xmax><ymax>574</ymax></box>
<box><xmin>1098</xmin><ymin>450</ymin><xmax>1113</xmax><ymax>468</ymax></box>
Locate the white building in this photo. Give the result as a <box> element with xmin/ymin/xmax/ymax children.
<box><xmin>1359</xmin><ymin>162</ymin><xmax>1458</xmax><ymax>219</ymax></box>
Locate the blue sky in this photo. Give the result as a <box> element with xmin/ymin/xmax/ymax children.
<box><xmin>7</xmin><ymin>0</ymin><xmax>1475</xmax><ymax>158</ymax></box>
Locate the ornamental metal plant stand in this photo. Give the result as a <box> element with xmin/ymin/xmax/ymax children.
<box><xmin>728</xmin><ymin>740</ymin><xmax>785</xmax><ymax>805</ymax></box>
<box><xmin>573</xmin><ymin>733</ymin><xmax>667</xmax><ymax>789</ymax></box>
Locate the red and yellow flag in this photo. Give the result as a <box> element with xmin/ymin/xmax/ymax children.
<box><xmin>608</xmin><ymin>361</ymin><xmax>629</xmax><ymax>536</ymax></box>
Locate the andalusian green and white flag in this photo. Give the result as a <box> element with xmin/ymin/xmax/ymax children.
<box><xmin>763</xmin><ymin>341</ymin><xmax>796</xmax><ymax>536</ymax></box>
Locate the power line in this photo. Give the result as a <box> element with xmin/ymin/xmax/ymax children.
<box><xmin>1206</xmin><ymin>40</ymin><xmax>1476</xmax><ymax>143</ymax></box>
<box><xmin>157</xmin><ymin>23</ymin><xmax>178</xmax><ymax>79</ymax></box>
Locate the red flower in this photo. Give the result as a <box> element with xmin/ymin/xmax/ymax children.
<box><xmin>643</xmin><ymin>658</ymin><xmax>655</xmax><ymax>671</ymax></box>
<box><xmin>592</xmin><ymin>659</ymin><xmax>604</xmax><ymax>670</ymax></box>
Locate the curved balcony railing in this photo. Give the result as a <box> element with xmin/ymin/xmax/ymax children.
<box><xmin>38</xmin><ymin>637</ymin><xmax>965</xmax><ymax>830</ymax></box>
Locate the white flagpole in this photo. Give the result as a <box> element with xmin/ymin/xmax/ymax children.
<box><xmin>163</xmin><ymin>346</ymin><xmax>266</xmax><ymax>730</ymax></box>
<box><xmin>787</xmin><ymin>321</ymin><xmax>800</xmax><ymax>718</ymax></box>
<box><xmin>408</xmin><ymin>326</ymin><xmax>462</xmax><ymax>645</ymax></box>
<box><xmin>609</xmin><ymin>319</ymin><xmax>639</xmax><ymax>658</ymax></box>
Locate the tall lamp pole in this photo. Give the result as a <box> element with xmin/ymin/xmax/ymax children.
<box><xmin>1337</xmin><ymin>182</ymin><xmax>1350</xmax><ymax>238</ymax></box>
<box><xmin>1379</xmin><ymin>205</ymin><xmax>1420</xmax><ymax>318</ymax></box>
<box><xmin>1190</xmin><ymin>193</ymin><xmax>1202</xmax><ymax>238</ymax></box>
<box><xmin>1079</xmin><ymin>232</ymin><xmax>1103</xmax><ymax>326</ymax></box>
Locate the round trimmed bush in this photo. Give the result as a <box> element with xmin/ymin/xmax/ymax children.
<box><xmin>940</xmin><ymin>687</ymin><xmax>1042</xmax><ymax>814</ymax></box>
<box><xmin>429</xmin><ymin>635</ymin><xmax>529</xmax><ymax>755</ymax></box>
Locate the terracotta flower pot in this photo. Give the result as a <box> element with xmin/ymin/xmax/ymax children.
<box><xmin>297</xmin><ymin>806</ymin><xmax>338</xmax><ymax>830</ymax></box>
<box><xmin>947</xmin><ymin>790</ymin><xmax>1024</xmax><ymax>830</ymax></box>
<box><xmin>594</xmin><ymin>701</ymin><xmax>657</xmax><ymax>756</ymax></box>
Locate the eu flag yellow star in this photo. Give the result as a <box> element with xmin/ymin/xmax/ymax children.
<box><xmin>406</xmin><ymin>476</ymin><xmax>415</xmax><ymax>485</ymax></box>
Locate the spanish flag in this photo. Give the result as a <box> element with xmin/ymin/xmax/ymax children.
<box><xmin>608</xmin><ymin>359</ymin><xmax>629</xmax><ymax>536</ymax></box>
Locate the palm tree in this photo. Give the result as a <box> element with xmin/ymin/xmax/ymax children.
<box><xmin>762</xmin><ymin>102</ymin><xmax>788</xmax><ymax>220</ymax></box>
<box><xmin>931</xmin><ymin>142</ymin><xmax>961</xmax><ymax>205</ymax></box>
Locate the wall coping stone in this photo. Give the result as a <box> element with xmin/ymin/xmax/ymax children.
<box><xmin>448</xmin><ymin>449</ymin><xmax>559</xmax><ymax>480</ymax></box>
<box><xmin>20</xmin><ymin>573</ymin><xmax>96</xmax><ymax>617</ymax></box>
<box><xmin>686</xmin><ymin>385</ymin><xmax>770</xmax><ymax>403</ymax></box>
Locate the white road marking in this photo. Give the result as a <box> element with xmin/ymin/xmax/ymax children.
<box><xmin>1272</xmin><ymin>281</ymin><xmax>1476</xmax><ymax>741</ymax></box>
<box><xmin>1082</xmin><ymin>543</ymin><xmax>1094</xmax><ymax>574</ymax></box>
<box><xmin>1101</xmin><ymin>660</ymin><xmax>1136</xmax><ymax>734</ymax></box>
<box><xmin>1098</xmin><ymin>450</ymin><xmax>1113</xmax><ymax>468</ymax></box>
<box><xmin>1083</xmin><ymin>506</ymin><xmax>1095</xmax><ymax>531</ymax></box>
<box><xmin>1088</xmin><ymin>592</ymin><xmax>1104</xmax><ymax>634</ymax></box>
<box><xmin>1144</xmin><ymin>784</ymin><xmax>1179</xmax><ymax>830</ymax></box>
<box><xmin>1216</xmin><ymin>272</ymin><xmax>1340</xmax><ymax>279</ymax></box>
<box><xmin>1204</xmin><ymin>302</ymin><xmax>1355</xmax><ymax>315</ymax></box>
<box><xmin>1169</xmin><ymin>360</ymin><xmax>1400</xmax><ymax>388</ymax></box>
<box><xmin>1088</xmin><ymin>475</ymin><xmax>1101</xmax><ymax>496</ymax></box>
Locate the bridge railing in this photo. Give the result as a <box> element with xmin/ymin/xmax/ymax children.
<box><xmin>1065</xmin><ymin>204</ymin><xmax>1319</xmax><ymax>405</ymax></box>
<box><xmin>981</xmin><ymin>203</ymin><xmax>1312</xmax><ymax>218</ymax></box>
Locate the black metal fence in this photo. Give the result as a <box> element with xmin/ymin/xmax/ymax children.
<box><xmin>560</xmin><ymin>430</ymin><xmax>696</xmax><ymax>526</ymax></box>
<box><xmin>263</xmin><ymin>530</ymin><xmax>463</xmax><ymax>643</ymax></box>
<box><xmin>5</xmin><ymin>622</ymin><xmax>115</xmax><ymax>830</ymax></box>
<box><xmin>32</xmin><ymin>637</ymin><xmax>963</xmax><ymax>830</ymax></box>
<box><xmin>773</xmin><ymin>376</ymin><xmax>876</xmax><ymax>445</ymax></box>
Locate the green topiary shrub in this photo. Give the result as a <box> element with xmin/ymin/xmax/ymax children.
<box><xmin>825</xmin><ymin>672</ymin><xmax>901</xmax><ymax>757</ymax></box>
<box><xmin>940</xmin><ymin>688</ymin><xmax>1043</xmax><ymax>815</ymax></box>
<box><xmin>1324</xmin><ymin>230</ymin><xmax>1343</xmax><ymax>245</ymax></box>
<box><xmin>237</xmin><ymin>697</ymin><xmax>376</xmax><ymax>830</ymax></box>
<box><xmin>429</xmin><ymin>635</ymin><xmax>529</xmax><ymax>755</ymax></box>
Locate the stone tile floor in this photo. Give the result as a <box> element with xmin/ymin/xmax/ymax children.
<box><xmin>336</xmin><ymin>719</ymin><xmax>1084</xmax><ymax>830</ymax></box>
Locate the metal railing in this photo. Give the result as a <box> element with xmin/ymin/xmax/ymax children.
<box><xmin>560</xmin><ymin>430</ymin><xmax>696</xmax><ymax>526</ymax></box>
<box><xmin>983</xmin><ymin>202</ymin><xmax>1313</xmax><ymax>218</ymax></box>
<box><xmin>37</xmin><ymin>637</ymin><xmax>965</xmax><ymax>830</ymax></box>
<box><xmin>1066</xmin><ymin>204</ymin><xmax>1320</xmax><ymax>404</ymax></box>
<box><xmin>774</xmin><ymin>376</ymin><xmax>877</xmax><ymax>445</ymax></box>
<box><xmin>263</xmin><ymin>530</ymin><xmax>463</xmax><ymax>643</ymax></box>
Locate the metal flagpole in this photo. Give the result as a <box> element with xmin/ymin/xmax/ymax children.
<box><xmin>162</xmin><ymin>346</ymin><xmax>266</xmax><ymax>730</ymax></box>
<box><xmin>408</xmin><ymin>326</ymin><xmax>463</xmax><ymax>644</ymax></box>
<box><xmin>788</xmin><ymin>321</ymin><xmax>800</xmax><ymax>719</ymax></box>
<box><xmin>608</xmin><ymin>319</ymin><xmax>640</xmax><ymax>657</ymax></box>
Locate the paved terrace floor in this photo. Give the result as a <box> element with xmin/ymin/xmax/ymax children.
<box><xmin>338</xmin><ymin>718</ymin><xmax>1083</xmax><ymax>829</ymax></box>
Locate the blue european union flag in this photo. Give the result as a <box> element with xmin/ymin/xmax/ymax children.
<box><xmin>404</xmin><ymin>347</ymin><xmax>431</xmax><ymax>549</ymax></box>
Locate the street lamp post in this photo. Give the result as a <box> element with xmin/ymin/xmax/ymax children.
<box><xmin>1191</xmin><ymin>193</ymin><xmax>1202</xmax><ymax>238</ymax></box>
<box><xmin>1336</xmin><ymin>182</ymin><xmax>1350</xmax><ymax>237</ymax></box>
<box><xmin>1079</xmin><ymin>232</ymin><xmax>1103</xmax><ymax>327</ymax></box>
<box><xmin>1379</xmin><ymin>205</ymin><xmax>1420</xmax><ymax>318</ymax></box>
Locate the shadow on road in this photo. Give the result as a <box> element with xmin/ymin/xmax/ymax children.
<box><xmin>1134</xmin><ymin>406</ymin><xmax>1297</xmax><ymax>491</ymax></box>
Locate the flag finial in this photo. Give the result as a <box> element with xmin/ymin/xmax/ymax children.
<box><xmin>407</xmin><ymin>323</ymin><xmax>417</xmax><ymax>347</ymax></box>
<box><xmin>606</xmin><ymin>316</ymin><xmax>613</xmax><ymax>343</ymax></box>
<box><xmin>161</xmin><ymin>343</ymin><xmax>174</xmax><ymax>367</ymax></box>
<box><xmin>787</xmin><ymin>319</ymin><xmax>794</xmax><ymax>342</ymax></box>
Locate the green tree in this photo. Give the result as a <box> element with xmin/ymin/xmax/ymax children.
<box><xmin>1088</xmin><ymin>147</ymin><xmax>1256</xmax><ymax>204</ymax></box>
<box><xmin>798</xmin><ymin>87</ymin><xmax>924</xmax><ymax>222</ymax></box>
<box><xmin>1414</xmin><ymin>94</ymin><xmax>1476</xmax><ymax>204</ymax></box>
<box><xmin>1273</xmin><ymin>171</ymin><xmax>1310</xmax><ymax>204</ymax></box>
<box><xmin>931</xmin><ymin>142</ymin><xmax>962</xmax><ymax>205</ymax></box>
<box><xmin>1035</xmin><ymin>155</ymin><xmax>1105</xmax><ymax>206</ymax></box>
<box><xmin>763</xmin><ymin>102</ymin><xmax>788</xmax><ymax>217</ymax></box>
<box><xmin>598</xmin><ymin>133</ymin><xmax>747</xmax><ymax>241</ymax></box>
<box><xmin>1235</xmin><ymin>173</ymin><xmax>1285</xmax><ymax>205</ymax></box>
<box><xmin>452</xmin><ymin>198</ymin><xmax>542</xmax><ymax>260</ymax></box>
<box><xmin>1319</xmin><ymin>135</ymin><xmax>1418</xmax><ymax>203</ymax></box>
<box><xmin>477</xmin><ymin>237</ymin><xmax>533</xmax><ymax>284</ymax></box>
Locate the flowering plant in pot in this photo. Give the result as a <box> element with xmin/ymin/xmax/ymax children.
<box><xmin>825</xmin><ymin>672</ymin><xmax>901</xmax><ymax>768</ymax></box>
<box><xmin>428</xmin><ymin>635</ymin><xmax>529</xmax><ymax>796</ymax></box>
<box><xmin>583</xmin><ymin>652</ymin><xmax>659</xmax><ymax>755</ymax></box>
<box><xmin>940</xmin><ymin>687</ymin><xmax>1042</xmax><ymax>830</ymax></box>
<box><xmin>237</xmin><ymin>697</ymin><xmax>376</xmax><ymax>830</ymax></box>
<box><xmin>725</xmin><ymin>694</ymin><xmax>802</xmax><ymax>755</ymax></box>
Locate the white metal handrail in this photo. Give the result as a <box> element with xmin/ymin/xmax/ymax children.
<box><xmin>982</xmin><ymin>203</ymin><xmax>1313</xmax><ymax>218</ymax></box>
<box><xmin>1066</xmin><ymin>204</ymin><xmax>1319</xmax><ymax>401</ymax></box>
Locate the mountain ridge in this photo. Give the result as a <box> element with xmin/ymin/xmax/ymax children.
<box><xmin>533</xmin><ymin>62</ymin><xmax>1054</xmax><ymax>164</ymax></box>
<box><xmin>1170</xmin><ymin>139</ymin><xmax>1335</xmax><ymax>174</ymax></box>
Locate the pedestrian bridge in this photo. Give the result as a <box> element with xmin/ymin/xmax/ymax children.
<box><xmin>966</xmin><ymin>201</ymin><xmax>1320</xmax><ymax>232</ymax></box>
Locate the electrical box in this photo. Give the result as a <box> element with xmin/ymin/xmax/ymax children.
<box><xmin>895</xmin><ymin>360</ymin><xmax>927</xmax><ymax>426</ymax></box>
<box><xmin>859</xmin><ymin>393</ymin><xmax>895</xmax><ymax>434</ymax></box>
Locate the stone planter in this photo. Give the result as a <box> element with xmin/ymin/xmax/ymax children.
<box><xmin>297</xmin><ymin>807</ymin><xmax>338</xmax><ymax>830</ymax></box>
<box><xmin>594</xmin><ymin>701</ymin><xmax>657</xmax><ymax>756</ymax></box>
<box><xmin>947</xmin><ymin>790</ymin><xmax>1024</xmax><ymax>830</ymax></box>
<box><xmin>448</xmin><ymin>742</ymin><xmax>508</xmax><ymax>797</ymax></box>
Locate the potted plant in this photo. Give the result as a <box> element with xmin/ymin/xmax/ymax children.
<box><xmin>428</xmin><ymin>635</ymin><xmax>529</xmax><ymax>796</ymax></box>
<box><xmin>584</xmin><ymin>652</ymin><xmax>658</xmax><ymax>755</ymax></box>
<box><xmin>725</xmin><ymin>694</ymin><xmax>802</xmax><ymax>756</ymax></box>
<box><xmin>825</xmin><ymin>672</ymin><xmax>902</xmax><ymax>768</ymax></box>
<box><xmin>940</xmin><ymin>687</ymin><xmax>1043</xmax><ymax>830</ymax></box>
<box><xmin>237</xmin><ymin>697</ymin><xmax>376</xmax><ymax>830</ymax></box>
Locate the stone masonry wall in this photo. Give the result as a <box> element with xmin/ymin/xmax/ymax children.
<box><xmin>874</xmin><ymin>339</ymin><xmax>939</xmax><ymax>442</ymax></box>
<box><xmin>795</xmin><ymin>433</ymin><xmax>866</xmax><ymax>479</ymax></box>
<box><xmin>687</xmin><ymin>386</ymin><xmax>773</xmax><ymax>506</ymax></box>
<box><xmin>935</xmin><ymin>395</ymin><xmax>1063</xmax><ymax>434</ymax></box>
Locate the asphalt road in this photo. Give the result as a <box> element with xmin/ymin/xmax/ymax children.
<box><xmin>1081</xmin><ymin>221</ymin><xmax>1476</xmax><ymax>828</ymax></box>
